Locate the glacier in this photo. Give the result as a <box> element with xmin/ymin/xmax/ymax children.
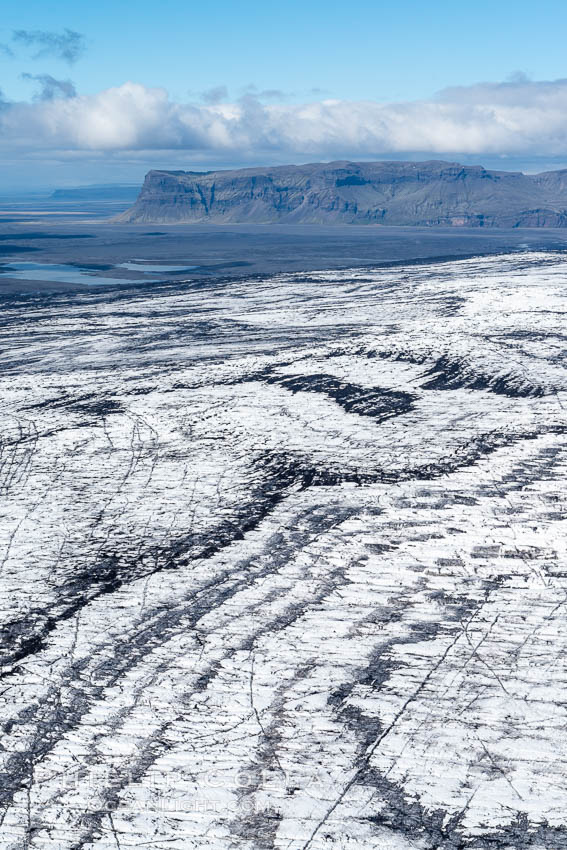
<box><xmin>0</xmin><ymin>251</ymin><xmax>566</xmax><ymax>848</ymax></box>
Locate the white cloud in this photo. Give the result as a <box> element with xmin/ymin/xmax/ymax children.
<box><xmin>3</xmin><ymin>77</ymin><xmax>567</xmax><ymax>164</ymax></box>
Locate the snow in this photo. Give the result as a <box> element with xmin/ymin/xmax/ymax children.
<box><xmin>0</xmin><ymin>251</ymin><xmax>566</xmax><ymax>848</ymax></box>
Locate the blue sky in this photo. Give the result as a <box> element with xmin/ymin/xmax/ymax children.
<box><xmin>3</xmin><ymin>0</ymin><xmax>567</xmax><ymax>103</ymax></box>
<box><xmin>2</xmin><ymin>0</ymin><xmax>567</xmax><ymax>187</ymax></box>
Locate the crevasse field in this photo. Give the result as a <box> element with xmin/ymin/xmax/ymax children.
<box><xmin>1</xmin><ymin>251</ymin><xmax>567</xmax><ymax>848</ymax></box>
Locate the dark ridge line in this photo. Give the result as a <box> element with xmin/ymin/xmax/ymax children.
<box><xmin>67</xmin><ymin>541</ymin><xmax>359</xmax><ymax>848</ymax></box>
<box><xmin>2</xmin><ymin>423</ymin><xmax>564</xmax><ymax>674</ymax></box>
<box><xmin>213</xmin><ymin>349</ymin><xmax>550</xmax><ymax>403</ymax></box>
<box><xmin>230</xmin><ymin>602</ymin><xmax>475</xmax><ymax>846</ymax></box>
<box><xmin>374</xmin><ymin>350</ymin><xmax>550</xmax><ymax>398</ymax></box>
<box><xmin>0</xmin><ymin>451</ymin><xmax>346</xmax><ymax>672</ymax></box>
<box><xmin>298</xmin><ymin>587</ymin><xmax>498</xmax><ymax>850</ymax></box>
<box><xmin>2</xmin><ymin>432</ymin><xmax>566</xmax><ymax>833</ymax></box>
<box><xmin>0</xmin><ymin>502</ymin><xmax>359</xmax><ymax>818</ymax></box>
<box><xmin>0</xmin><ymin>453</ymin><xmax>301</xmax><ymax>672</ymax></box>
<box><xmin>364</xmin><ymin>771</ymin><xmax>567</xmax><ymax>849</ymax></box>
<box><xmin>313</xmin><ymin>532</ymin><xmax>567</xmax><ymax>850</ymax></box>
<box><xmin>421</xmin><ymin>354</ymin><xmax>546</xmax><ymax>398</ymax></box>
<box><xmin>263</xmin><ymin>373</ymin><xmax>417</xmax><ymax>421</ymax></box>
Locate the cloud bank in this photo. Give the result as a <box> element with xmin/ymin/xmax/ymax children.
<box><xmin>2</xmin><ymin>77</ymin><xmax>567</xmax><ymax>167</ymax></box>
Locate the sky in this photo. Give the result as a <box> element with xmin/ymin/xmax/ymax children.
<box><xmin>2</xmin><ymin>0</ymin><xmax>567</xmax><ymax>188</ymax></box>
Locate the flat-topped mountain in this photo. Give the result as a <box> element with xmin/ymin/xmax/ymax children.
<box><xmin>117</xmin><ymin>160</ymin><xmax>567</xmax><ymax>226</ymax></box>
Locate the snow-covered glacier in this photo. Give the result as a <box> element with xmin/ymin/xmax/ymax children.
<box><xmin>1</xmin><ymin>251</ymin><xmax>567</xmax><ymax>849</ymax></box>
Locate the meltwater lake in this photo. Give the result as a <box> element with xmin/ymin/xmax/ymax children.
<box><xmin>2</xmin><ymin>220</ymin><xmax>567</xmax><ymax>297</ymax></box>
<box><xmin>0</xmin><ymin>260</ymin><xmax>199</xmax><ymax>286</ymax></box>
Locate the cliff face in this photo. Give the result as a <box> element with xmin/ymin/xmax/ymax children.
<box><xmin>117</xmin><ymin>160</ymin><xmax>567</xmax><ymax>226</ymax></box>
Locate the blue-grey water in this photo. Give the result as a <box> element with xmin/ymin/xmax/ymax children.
<box><xmin>0</xmin><ymin>261</ymin><xmax>196</xmax><ymax>286</ymax></box>
<box><xmin>118</xmin><ymin>262</ymin><xmax>198</xmax><ymax>272</ymax></box>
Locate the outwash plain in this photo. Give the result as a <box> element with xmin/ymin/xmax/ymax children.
<box><xmin>1</xmin><ymin>216</ymin><xmax>567</xmax><ymax>848</ymax></box>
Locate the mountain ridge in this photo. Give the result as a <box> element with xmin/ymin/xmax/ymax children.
<box><xmin>117</xmin><ymin>160</ymin><xmax>567</xmax><ymax>226</ymax></box>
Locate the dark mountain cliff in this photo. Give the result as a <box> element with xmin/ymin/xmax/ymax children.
<box><xmin>117</xmin><ymin>160</ymin><xmax>567</xmax><ymax>226</ymax></box>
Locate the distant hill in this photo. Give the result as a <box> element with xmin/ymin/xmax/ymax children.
<box><xmin>116</xmin><ymin>160</ymin><xmax>567</xmax><ymax>227</ymax></box>
<box><xmin>51</xmin><ymin>184</ymin><xmax>140</xmax><ymax>202</ymax></box>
